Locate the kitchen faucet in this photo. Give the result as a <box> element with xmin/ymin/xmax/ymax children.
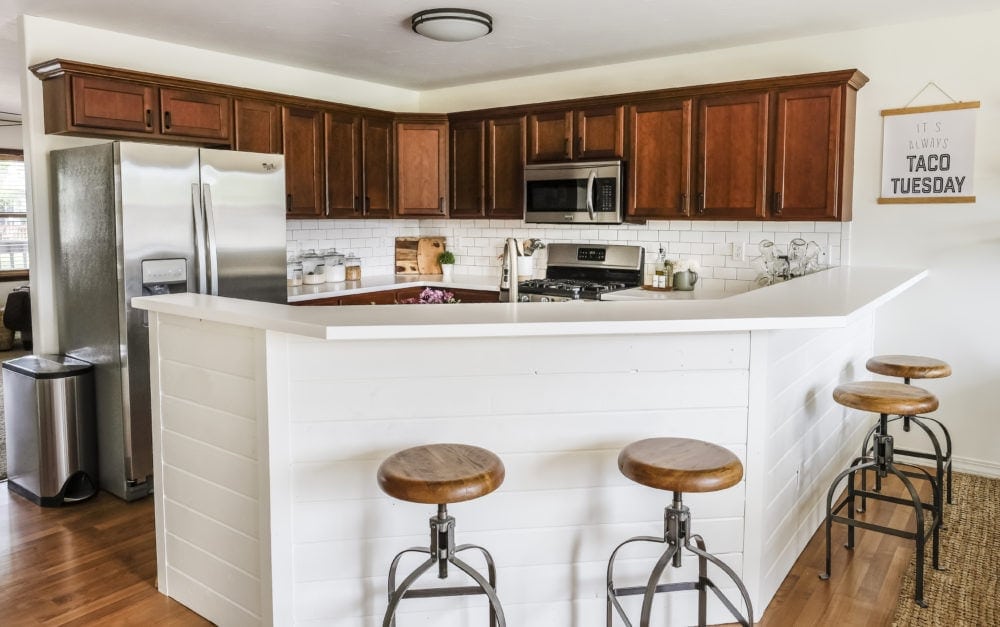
<box><xmin>500</xmin><ymin>238</ymin><xmax>520</xmax><ymax>302</ymax></box>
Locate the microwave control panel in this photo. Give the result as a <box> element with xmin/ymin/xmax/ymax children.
<box><xmin>595</xmin><ymin>179</ymin><xmax>617</xmax><ymax>212</ymax></box>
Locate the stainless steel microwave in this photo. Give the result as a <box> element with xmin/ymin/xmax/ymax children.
<box><xmin>524</xmin><ymin>160</ymin><xmax>623</xmax><ymax>224</ymax></box>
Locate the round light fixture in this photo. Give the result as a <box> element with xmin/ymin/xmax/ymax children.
<box><xmin>411</xmin><ymin>8</ymin><xmax>493</xmax><ymax>42</ymax></box>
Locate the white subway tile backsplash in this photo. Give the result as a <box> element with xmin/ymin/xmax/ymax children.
<box><xmin>286</xmin><ymin>219</ymin><xmax>843</xmax><ymax>293</ymax></box>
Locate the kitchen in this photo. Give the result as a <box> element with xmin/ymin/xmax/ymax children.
<box><xmin>2</xmin><ymin>1</ymin><xmax>999</xmax><ymax>626</ymax></box>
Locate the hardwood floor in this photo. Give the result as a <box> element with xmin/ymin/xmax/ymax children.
<box><xmin>0</xmin><ymin>474</ymin><xmax>926</xmax><ymax>625</ymax></box>
<box><xmin>0</xmin><ymin>485</ymin><xmax>208</xmax><ymax>626</ymax></box>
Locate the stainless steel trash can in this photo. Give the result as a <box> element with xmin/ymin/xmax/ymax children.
<box><xmin>2</xmin><ymin>355</ymin><xmax>97</xmax><ymax>506</ymax></box>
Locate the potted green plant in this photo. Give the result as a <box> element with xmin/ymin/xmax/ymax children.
<box><xmin>438</xmin><ymin>250</ymin><xmax>456</xmax><ymax>281</ymax></box>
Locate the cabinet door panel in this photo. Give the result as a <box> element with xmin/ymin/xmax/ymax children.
<box><xmin>70</xmin><ymin>75</ymin><xmax>155</xmax><ymax>133</ymax></box>
<box><xmin>326</xmin><ymin>111</ymin><xmax>363</xmax><ymax>218</ymax></box>
<box><xmin>576</xmin><ymin>106</ymin><xmax>624</xmax><ymax>159</ymax></box>
<box><xmin>628</xmin><ymin>99</ymin><xmax>692</xmax><ymax>218</ymax></box>
<box><xmin>340</xmin><ymin>291</ymin><xmax>396</xmax><ymax>306</ymax></box>
<box><xmin>397</xmin><ymin>122</ymin><xmax>448</xmax><ymax>216</ymax></box>
<box><xmin>160</xmin><ymin>88</ymin><xmax>231</xmax><ymax>141</ymax></box>
<box><xmin>282</xmin><ymin>106</ymin><xmax>325</xmax><ymax>217</ymax></box>
<box><xmin>488</xmin><ymin>116</ymin><xmax>526</xmax><ymax>219</ymax></box>
<box><xmin>695</xmin><ymin>92</ymin><xmax>768</xmax><ymax>219</ymax></box>
<box><xmin>450</xmin><ymin>119</ymin><xmax>486</xmax><ymax>218</ymax></box>
<box><xmin>234</xmin><ymin>98</ymin><xmax>281</xmax><ymax>153</ymax></box>
<box><xmin>363</xmin><ymin>117</ymin><xmax>394</xmax><ymax>218</ymax></box>
<box><xmin>773</xmin><ymin>85</ymin><xmax>842</xmax><ymax>220</ymax></box>
<box><xmin>528</xmin><ymin>110</ymin><xmax>573</xmax><ymax>162</ymax></box>
<box><xmin>449</xmin><ymin>288</ymin><xmax>500</xmax><ymax>303</ymax></box>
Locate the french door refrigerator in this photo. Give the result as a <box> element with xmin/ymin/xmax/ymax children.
<box><xmin>51</xmin><ymin>141</ymin><xmax>286</xmax><ymax>500</ymax></box>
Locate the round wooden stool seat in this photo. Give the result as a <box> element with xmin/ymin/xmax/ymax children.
<box><xmin>378</xmin><ymin>443</ymin><xmax>505</xmax><ymax>505</ymax></box>
<box><xmin>867</xmin><ymin>355</ymin><xmax>951</xmax><ymax>380</ymax></box>
<box><xmin>833</xmin><ymin>381</ymin><xmax>938</xmax><ymax>415</ymax></box>
<box><xmin>618</xmin><ymin>437</ymin><xmax>743</xmax><ymax>493</ymax></box>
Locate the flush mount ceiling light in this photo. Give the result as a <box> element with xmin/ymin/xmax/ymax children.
<box><xmin>411</xmin><ymin>8</ymin><xmax>493</xmax><ymax>42</ymax></box>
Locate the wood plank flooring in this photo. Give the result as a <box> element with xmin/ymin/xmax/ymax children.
<box><xmin>0</xmin><ymin>474</ymin><xmax>926</xmax><ymax>625</ymax></box>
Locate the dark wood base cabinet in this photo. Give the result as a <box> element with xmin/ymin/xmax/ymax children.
<box><xmin>293</xmin><ymin>287</ymin><xmax>499</xmax><ymax>306</ymax></box>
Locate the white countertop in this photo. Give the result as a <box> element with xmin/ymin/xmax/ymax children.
<box><xmin>132</xmin><ymin>266</ymin><xmax>926</xmax><ymax>340</ymax></box>
<box><xmin>287</xmin><ymin>273</ymin><xmax>499</xmax><ymax>302</ymax></box>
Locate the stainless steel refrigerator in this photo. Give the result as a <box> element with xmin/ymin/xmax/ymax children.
<box><xmin>50</xmin><ymin>141</ymin><xmax>286</xmax><ymax>500</ymax></box>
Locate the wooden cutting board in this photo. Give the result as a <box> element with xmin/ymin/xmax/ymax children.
<box><xmin>395</xmin><ymin>237</ymin><xmax>420</xmax><ymax>274</ymax></box>
<box><xmin>395</xmin><ymin>237</ymin><xmax>447</xmax><ymax>274</ymax></box>
<box><xmin>417</xmin><ymin>237</ymin><xmax>446</xmax><ymax>275</ymax></box>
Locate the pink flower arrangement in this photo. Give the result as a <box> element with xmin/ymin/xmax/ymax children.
<box><xmin>398</xmin><ymin>287</ymin><xmax>460</xmax><ymax>304</ymax></box>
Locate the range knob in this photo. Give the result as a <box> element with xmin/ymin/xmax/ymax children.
<box><xmin>518</xmin><ymin>294</ymin><xmax>531</xmax><ymax>302</ymax></box>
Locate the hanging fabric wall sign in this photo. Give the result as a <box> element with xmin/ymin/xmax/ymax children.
<box><xmin>878</xmin><ymin>93</ymin><xmax>979</xmax><ymax>204</ymax></box>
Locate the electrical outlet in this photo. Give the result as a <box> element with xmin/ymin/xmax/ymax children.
<box><xmin>732</xmin><ymin>242</ymin><xmax>745</xmax><ymax>261</ymax></box>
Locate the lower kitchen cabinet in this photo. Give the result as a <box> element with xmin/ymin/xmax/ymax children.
<box><xmin>293</xmin><ymin>286</ymin><xmax>500</xmax><ymax>306</ymax></box>
<box><xmin>448</xmin><ymin>288</ymin><xmax>500</xmax><ymax>303</ymax></box>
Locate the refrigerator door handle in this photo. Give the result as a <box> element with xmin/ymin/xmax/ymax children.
<box><xmin>191</xmin><ymin>183</ymin><xmax>208</xmax><ymax>294</ymax></box>
<box><xmin>202</xmin><ymin>183</ymin><xmax>220</xmax><ymax>296</ymax></box>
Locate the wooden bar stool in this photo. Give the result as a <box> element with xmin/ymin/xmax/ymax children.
<box><xmin>377</xmin><ymin>443</ymin><xmax>506</xmax><ymax>627</ymax></box>
<box><xmin>606</xmin><ymin>437</ymin><xmax>753</xmax><ymax>627</ymax></box>
<box><xmin>820</xmin><ymin>381</ymin><xmax>944</xmax><ymax>607</ymax></box>
<box><xmin>863</xmin><ymin>355</ymin><xmax>954</xmax><ymax>505</ymax></box>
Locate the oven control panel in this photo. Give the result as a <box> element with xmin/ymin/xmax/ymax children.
<box><xmin>576</xmin><ymin>247</ymin><xmax>607</xmax><ymax>262</ymax></box>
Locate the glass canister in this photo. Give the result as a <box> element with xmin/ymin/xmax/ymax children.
<box><xmin>286</xmin><ymin>259</ymin><xmax>303</xmax><ymax>287</ymax></box>
<box><xmin>345</xmin><ymin>252</ymin><xmax>362</xmax><ymax>281</ymax></box>
<box><xmin>300</xmin><ymin>249</ymin><xmax>323</xmax><ymax>275</ymax></box>
<box><xmin>324</xmin><ymin>249</ymin><xmax>346</xmax><ymax>283</ymax></box>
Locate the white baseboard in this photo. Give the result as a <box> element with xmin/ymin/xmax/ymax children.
<box><xmin>952</xmin><ymin>456</ymin><xmax>1000</xmax><ymax>478</ymax></box>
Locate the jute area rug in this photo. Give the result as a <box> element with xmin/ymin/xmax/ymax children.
<box><xmin>891</xmin><ymin>472</ymin><xmax>1000</xmax><ymax>626</ymax></box>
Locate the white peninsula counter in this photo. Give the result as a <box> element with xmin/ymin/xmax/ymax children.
<box><xmin>132</xmin><ymin>266</ymin><xmax>924</xmax><ymax>626</ymax></box>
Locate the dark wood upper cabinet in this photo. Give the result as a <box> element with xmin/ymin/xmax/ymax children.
<box><xmin>528</xmin><ymin>110</ymin><xmax>573</xmax><ymax>162</ymax></box>
<box><xmin>362</xmin><ymin>116</ymin><xmax>395</xmax><ymax>218</ymax></box>
<box><xmin>396</xmin><ymin>120</ymin><xmax>448</xmax><ymax>217</ymax></box>
<box><xmin>694</xmin><ymin>92</ymin><xmax>769</xmax><ymax>220</ymax></box>
<box><xmin>627</xmin><ymin>99</ymin><xmax>693</xmax><ymax>219</ymax></box>
<box><xmin>771</xmin><ymin>85</ymin><xmax>844</xmax><ymax>220</ymax></box>
<box><xmin>234</xmin><ymin>98</ymin><xmax>281</xmax><ymax>153</ymax></box>
<box><xmin>69</xmin><ymin>75</ymin><xmax>155</xmax><ymax>134</ymax></box>
<box><xmin>159</xmin><ymin>88</ymin><xmax>231</xmax><ymax>141</ymax></box>
<box><xmin>449</xmin><ymin>115</ymin><xmax>525</xmax><ymax>219</ymax></box>
<box><xmin>450</xmin><ymin>119</ymin><xmax>486</xmax><ymax>218</ymax></box>
<box><xmin>325</xmin><ymin>111</ymin><xmax>363</xmax><ymax>218</ymax></box>
<box><xmin>281</xmin><ymin>106</ymin><xmax>324</xmax><ymax>218</ymax></box>
<box><xmin>576</xmin><ymin>106</ymin><xmax>624</xmax><ymax>160</ymax></box>
<box><xmin>487</xmin><ymin>116</ymin><xmax>526</xmax><ymax>219</ymax></box>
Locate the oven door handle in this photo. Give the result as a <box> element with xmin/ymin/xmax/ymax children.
<box><xmin>586</xmin><ymin>170</ymin><xmax>597</xmax><ymax>221</ymax></box>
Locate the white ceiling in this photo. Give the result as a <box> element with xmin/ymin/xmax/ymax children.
<box><xmin>1</xmin><ymin>0</ymin><xmax>998</xmax><ymax>117</ymax></box>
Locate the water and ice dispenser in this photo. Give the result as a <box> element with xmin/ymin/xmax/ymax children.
<box><xmin>141</xmin><ymin>258</ymin><xmax>188</xmax><ymax>295</ymax></box>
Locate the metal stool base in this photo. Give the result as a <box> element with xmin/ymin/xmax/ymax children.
<box><xmin>606</xmin><ymin>492</ymin><xmax>754</xmax><ymax>627</ymax></box>
<box><xmin>819</xmin><ymin>413</ymin><xmax>943</xmax><ymax>608</ymax></box>
<box><xmin>383</xmin><ymin>504</ymin><xmax>505</xmax><ymax>627</ymax></box>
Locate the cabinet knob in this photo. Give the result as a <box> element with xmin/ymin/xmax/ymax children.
<box><xmin>696</xmin><ymin>192</ymin><xmax>705</xmax><ymax>215</ymax></box>
<box><xmin>773</xmin><ymin>191</ymin><xmax>783</xmax><ymax>216</ymax></box>
<box><xmin>354</xmin><ymin>196</ymin><xmax>361</xmax><ymax>213</ymax></box>
<box><xmin>164</xmin><ymin>111</ymin><xmax>172</xmax><ymax>130</ymax></box>
<box><xmin>680</xmin><ymin>192</ymin><xmax>688</xmax><ymax>216</ymax></box>
<box><xmin>564</xmin><ymin>137</ymin><xmax>570</xmax><ymax>158</ymax></box>
<box><xmin>438</xmin><ymin>197</ymin><xmax>445</xmax><ymax>214</ymax></box>
<box><xmin>145</xmin><ymin>109</ymin><xmax>152</xmax><ymax>128</ymax></box>
<box><xmin>286</xmin><ymin>193</ymin><xmax>292</xmax><ymax>212</ymax></box>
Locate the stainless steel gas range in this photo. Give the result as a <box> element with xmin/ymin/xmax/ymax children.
<box><xmin>517</xmin><ymin>243</ymin><xmax>644</xmax><ymax>302</ymax></box>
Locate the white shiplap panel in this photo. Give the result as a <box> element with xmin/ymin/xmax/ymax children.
<box><xmin>294</xmin><ymin>483</ymin><xmax>745</xmax><ymax>544</ymax></box>
<box><xmin>291</xmin><ymin>407</ymin><xmax>748</xmax><ymax>463</ymax></box>
<box><xmin>291</xmin><ymin>446</ymin><xmax>747</xmax><ymax>502</ymax></box>
<box><xmin>161</xmin><ymin>395</ymin><xmax>258</xmax><ymax>460</ymax></box>
<box><xmin>289</xmin><ymin>370</ymin><xmax>749</xmax><ymax>422</ymax></box>
<box><xmin>295</xmin><ymin>556</ymin><xmax>746</xmax><ymax>625</ymax></box>
<box><xmin>165</xmin><ymin>499</ymin><xmax>261</xmax><ymax>577</ymax></box>
<box><xmin>165</xmin><ymin>534</ymin><xmax>262</xmax><ymax>615</ymax></box>
<box><xmin>158</xmin><ymin>316</ymin><xmax>256</xmax><ymax>378</ymax></box>
<box><xmin>290</xmin><ymin>332</ymin><xmax>750</xmax><ymax>380</ymax></box>
<box><xmin>161</xmin><ymin>430</ymin><xmax>259</xmax><ymax>499</ymax></box>
<box><xmin>166</xmin><ymin>567</ymin><xmax>261</xmax><ymax>626</ymax></box>
<box><xmin>160</xmin><ymin>359</ymin><xmax>258</xmax><ymax>419</ymax></box>
<box><xmin>293</xmin><ymin>517</ymin><xmax>745</xmax><ymax>583</ymax></box>
<box><xmin>161</xmin><ymin>465</ymin><xmax>260</xmax><ymax>538</ymax></box>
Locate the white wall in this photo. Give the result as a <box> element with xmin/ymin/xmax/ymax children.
<box><xmin>18</xmin><ymin>15</ymin><xmax>422</xmax><ymax>355</ymax></box>
<box><xmin>0</xmin><ymin>124</ymin><xmax>22</xmax><ymax>149</ymax></box>
<box><xmin>420</xmin><ymin>10</ymin><xmax>1000</xmax><ymax>474</ymax></box>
